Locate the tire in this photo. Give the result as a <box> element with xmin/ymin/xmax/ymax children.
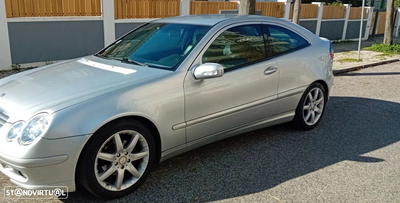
<box><xmin>293</xmin><ymin>83</ymin><xmax>326</xmax><ymax>130</ymax></box>
<box><xmin>77</xmin><ymin>119</ymin><xmax>156</xmax><ymax>199</ymax></box>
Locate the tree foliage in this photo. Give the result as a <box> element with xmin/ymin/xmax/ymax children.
<box><xmin>395</xmin><ymin>0</ymin><xmax>400</xmax><ymax>7</ymax></box>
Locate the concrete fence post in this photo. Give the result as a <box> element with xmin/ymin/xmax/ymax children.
<box><xmin>102</xmin><ymin>0</ymin><xmax>116</xmax><ymax>46</ymax></box>
<box><xmin>342</xmin><ymin>4</ymin><xmax>352</xmax><ymax>40</ymax></box>
<box><xmin>364</xmin><ymin>7</ymin><xmax>374</xmax><ymax>39</ymax></box>
<box><xmin>312</xmin><ymin>2</ymin><xmax>325</xmax><ymax>36</ymax></box>
<box><xmin>393</xmin><ymin>8</ymin><xmax>400</xmax><ymax>37</ymax></box>
<box><xmin>0</xmin><ymin>0</ymin><xmax>12</xmax><ymax>70</ymax></box>
<box><xmin>278</xmin><ymin>0</ymin><xmax>292</xmax><ymax>20</ymax></box>
<box><xmin>181</xmin><ymin>0</ymin><xmax>190</xmax><ymax>16</ymax></box>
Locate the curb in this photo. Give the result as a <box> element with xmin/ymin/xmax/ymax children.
<box><xmin>333</xmin><ymin>59</ymin><xmax>400</xmax><ymax>76</ymax></box>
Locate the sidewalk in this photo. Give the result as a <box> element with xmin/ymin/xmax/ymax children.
<box><xmin>333</xmin><ymin>36</ymin><xmax>400</xmax><ymax>71</ymax></box>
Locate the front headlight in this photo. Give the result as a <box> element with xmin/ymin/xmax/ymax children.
<box><xmin>6</xmin><ymin>121</ymin><xmax>25</xmax><ymax>141</ymax></box>
<box><xmin>19</xmin><ymin>113</ymin><xmax>51</xmax><ymax>146</ymax></box>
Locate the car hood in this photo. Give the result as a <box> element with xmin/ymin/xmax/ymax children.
<box><xmin>0</xmin><ymin>56</ymin><xmax>171</xmax><ymax>122</ymax></box>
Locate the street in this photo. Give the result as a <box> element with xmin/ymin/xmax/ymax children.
<box><xmin>1</xmin><ymin>62</ymin><xmax>400</xmax><ymax>202</ymax></box>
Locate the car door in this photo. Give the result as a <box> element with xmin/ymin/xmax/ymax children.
<box><xmin>183</xmin><ymin>23</ymin><xmax>280</xmax><ymax>142</ymax></box>
<box><xmin>262</xmin><ymin>23</ymin><xmax>312</xmax><ymax>115</ymax></box>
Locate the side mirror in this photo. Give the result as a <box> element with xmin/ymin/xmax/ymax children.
<box><xmin>192</xmin><ymin>63</ymin><xmax>224</xmax><ymax>80</ymax></box>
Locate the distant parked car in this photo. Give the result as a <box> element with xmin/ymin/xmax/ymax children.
<box><xmin>0</xmin><ymin>15</ymin><xmax>333</xmax><ymax>199</ymax></box>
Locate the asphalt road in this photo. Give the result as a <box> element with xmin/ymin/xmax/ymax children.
<box><xmin>1</xmin><ymin>62</ymin><xmax>400</xmax><ymax>203</ymax></box>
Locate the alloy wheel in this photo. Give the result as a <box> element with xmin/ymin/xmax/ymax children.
<box><xmin>94</xmin><ymin>130</ymin><xmax>149</xmax><ymax>191</ymax></box>
<box><xmin>302</xmin><ymin>87</ymin><xmax>325</xmax><ymax>126</ymax></box>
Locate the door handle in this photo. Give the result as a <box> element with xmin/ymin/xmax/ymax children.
<box><xmin>264</xmin><ymin>66</ymin><xmax>278</xmax><ymax>75</ymax></box>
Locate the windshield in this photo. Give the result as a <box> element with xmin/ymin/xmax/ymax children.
<box><xmin>97</xmin><ymin>23</ymin><xmax>211</xmax><ymax>70</ymax></box>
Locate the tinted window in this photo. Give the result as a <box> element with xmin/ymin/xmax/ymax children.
<box><xmin>202</xmin><ymin>25</ymin><xmax>266</xmax><ymax>70</ymax></box>
<box><xmin>264</xmin><ymin>25</ymin><xmax>309</xmax><ymax>58</ymax></box>
<box><xmin>98</xmin><ymin>23</ymin><xmax>210</xmax><ymax>70</ymax></box>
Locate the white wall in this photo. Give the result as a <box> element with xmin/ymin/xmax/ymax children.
<box><xmin>0</xmin><ymin>0</ymin><xmax>12</xmax><ymax>70</ymax></box>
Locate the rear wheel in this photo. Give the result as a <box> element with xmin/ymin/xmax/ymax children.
<box><xmin>77</xmin><ymin>120</ymin><xmax>156</xmax><ymax>199</ymax></box>
<box><xmin>293</xmin><ymin>83</ymin><xmax>326</xmax><ymax>130</ymax></box>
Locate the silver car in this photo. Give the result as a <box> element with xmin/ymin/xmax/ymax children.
<box><xmin>0</xmin><ymin>15</ymin><xmax>333</xmax><ymax>199</ymax></box>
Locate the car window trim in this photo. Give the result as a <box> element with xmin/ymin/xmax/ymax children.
<box><xmin>221</xmin><ymin>57</ymin><xmax>271</xmax><ymax>73</ymax></box>
<box><xmin>198</xmin><ymin>22</ymin><xmax>270</xmax><ymax>73</ymax></box>
<box><xmin>265</xmin><ymin>43</ymin><xmax>310</xmax><ymax>60</ymax></box>
<box><xmin>261</xmin><ymin>21</ymin><xmax>312</xmax><ymax>44</ymax></box>
<box><xmin>96</xmin><ymin>22</ymin><xmax>212</xmax><ymax>72</ymax></box>
<box><xmin>196</xmin><ymin>21</ymin><xmax>313</xmax><ymax>74</ymax></box>
<box><xmin>262</xmin><ymin>23</ymin><xmax>311</xmax><ymax>60</ymax></box>
<box><xmin>95</xmin><ymin>23</ymin><xmax>150</xmax><ymax>57</ymax></box>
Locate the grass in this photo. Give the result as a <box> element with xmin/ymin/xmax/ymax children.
<box><xmin>337</xmin><ymin>58</ymin><xmax>363</xmax><ymax>63</ymax></box>
<box><xmin>364</xmin><ymin>43</ymin><xmax>400</xmax><ymax>55</ymax></box>
<box><xmin>376</xmin><ymin>53</ymin><xmax>394</xmax><ymax>57</ymax></box>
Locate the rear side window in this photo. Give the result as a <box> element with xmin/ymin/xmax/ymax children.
<box><xmin>264</xmin><ymin>25</ymin><xmax>309</xmax><ymax>58</ymax></box>
<box><xmin>202</xmin><ymin>24</ymin><xmax>266</xmax><ymax>70</ymax></box>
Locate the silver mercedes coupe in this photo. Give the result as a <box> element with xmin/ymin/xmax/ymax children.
<box><xmin>0</xmin><ymin>15</ymin><xmax>333</xmax><ymax>199</ymax></box>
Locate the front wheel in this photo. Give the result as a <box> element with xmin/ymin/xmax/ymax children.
<box><xmin>77</xmin><ymin>120</ymin><xmax>156</xmax><ymax>199</ymax></box>
<box><xmin>293</xmin><ymin>83</ymin><xmax>326</xmax><ymax>130</ymax></box>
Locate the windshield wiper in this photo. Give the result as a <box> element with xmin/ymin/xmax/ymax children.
<box><xmin>94</xmin><ymin>53</ymin><xmax>108</xmax><ymax>59</ymax></box>
<box><xmin>118</xmin><ymin>58</ymin><xmax>147</xmax><ymax>67</ymax></box>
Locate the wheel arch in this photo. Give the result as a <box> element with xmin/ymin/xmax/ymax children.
<box><xmin>313</xmin><ymin>80</ymin><xmax>329</xmax><ymax>101</ymax></box>
<box><xmin>292</xmin><ymin>80</ymin><xmax>328</xmax><ymax>130</ymax></box>
<box><xmin>74</xmin><ymin>115</ymin><xmax>161</xmax><ymax>187</ymax></box>
<box><xmin>91</xmin><ymin>116</ymin><xmax>162</xmax><ymax>163</ymax></box>
<box><xmin>74</xmin><ymin>115</ymin><xmax>161</xmax><ymax>197</ymax></box>
<box><xmin>75</xmin><ymin>115</ymin><xmax>162</xmax><ymax>187</ymax></box>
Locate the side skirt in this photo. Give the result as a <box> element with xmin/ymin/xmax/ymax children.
<box><xmin>160</xmin><ymin>111</ymin><xmax>295</xmax><ymax>162</ymax></box>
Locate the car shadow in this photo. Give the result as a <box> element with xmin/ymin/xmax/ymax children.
<box><xmin>62</xmin><ymin>96</ymin><xmax>400</xmax><ymax>203</ymax></box>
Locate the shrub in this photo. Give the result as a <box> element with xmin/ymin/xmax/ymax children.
<box><xmin>364</xmin><ymin>43</ymin><xmax>400</xmax><ymax>55</ymax></box>
<box><xmin>328</xmin><ymin>0</ymin><xmax>344</xmax><ymax>6</ymax></box>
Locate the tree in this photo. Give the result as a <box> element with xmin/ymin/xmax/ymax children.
<box><xmin>293</xmin><ymin>0</ymin><xmax>302</xmax><ymax>24</ymax></box>
<box><xmin>239</xmin><ymin>0</ymin><xmax>256</xmax><ymax>15</ymax></box>
<box><xmin>384</xmin><ymin>0</ymin><xmax>395</xmax><ymax>44</ymax></box>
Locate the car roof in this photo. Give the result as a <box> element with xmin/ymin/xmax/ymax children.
<box><xmin>153</xmin><ymin>14</ymin><xmax>289</xmax><ymax>26</ymax></box>
<box><xmin>153</xmin><ymin>14</ymin><xmax>320</xmax><ymax>44</ymax></box>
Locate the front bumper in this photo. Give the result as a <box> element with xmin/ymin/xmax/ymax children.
<box><xmin>0</xmin><ymin>134</ymin><xmax>91</xmax><ymax>192</ymax></box>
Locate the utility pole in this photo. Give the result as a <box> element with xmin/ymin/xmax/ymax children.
<box><xmin>384</xmin><ymin>0</ymin><xmax>395</xmax><ymax>44</ymax></box>
<box><xmin>293</xmin><ymin>0</ymin><xmax>301</xmax><ymax>24</ymax></box>
<box><xmin>239</xmin><ymin>0</ymin><xmax>256</xmax><ymax>15</ymax></box>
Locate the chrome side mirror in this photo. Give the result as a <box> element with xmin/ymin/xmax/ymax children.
<box><xmin>192</xmin><ymin>63</ymin><xmax>224</xmax><ymax>80</ymax></box>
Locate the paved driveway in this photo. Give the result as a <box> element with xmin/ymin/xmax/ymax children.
<box><xmin>1</xmin><ymin>63</ymin><xmax>400</xmax><ymax>203</ymax></box>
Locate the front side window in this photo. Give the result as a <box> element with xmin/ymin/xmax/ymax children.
<box><xmin>202</xmin><ymin>25</ymin><xmax>266</xmax><ymax>70</ymax></box>
<box><xmin>264</xmin><ymin>25</ymin><xmax>309</xmax><ymax>58</ymax></box>
<box><xmin>98</xmin><ymin>23</ymin><xmax>210</xmax><ymax>70</ymax></box>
